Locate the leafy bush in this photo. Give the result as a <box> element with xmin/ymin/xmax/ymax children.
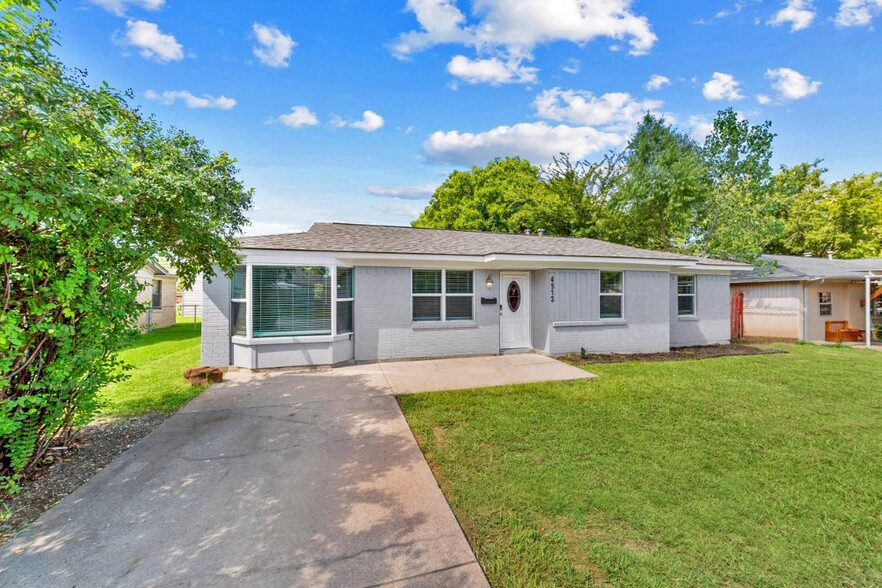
<box><xmin>0</xmin><ymin>1</ymin><xmax>251</xmax><ymax>492</ymax></box>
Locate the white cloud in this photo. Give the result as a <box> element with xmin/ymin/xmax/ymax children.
<box><xmin>561</xmin><ymin>58</ymin><xmax>580</xmax><ymax>74</ymax></box>
<box><xmin>533</xmin><ymin>87</ymin><xmax>663</xmax><ymax>131</ymax></box>
<box><xmin>687</xmin><ymin>115</ymin><xmax>715</xmax><ymax>143</ymax></box>
<box><xmin>252</xmin><ymin>23</ymin><xmax>296</xmax><ymax>68</ymax></box>
<box><xmin>423</xmin><ymin>121</ymin><xmax>625</xmax><ymax>166</ymax></box>
<box><xmin>89</xmin><ymin>0</ymin><xmax>164</xmax><ymax>16</ymax></box>
<box><xmin>391</xmin><ymin>0</ymin><xmax>657</xmax><ymax>83</ymax></box>
<box><xmin>767</xmin><ymin>0</ymin><xmax>816</xmax><ymax>31</ymax></box>
<box><xmin>757</xmin><ymin>94</ymin><xmax>773</xmax><ymax>105</ymax></box>
<box><xmin>715</xmin><ymin>2</ymin><xmax>745</xmax><ymax>19</ymax></box>
<box><xmin>145</xmin><ymin>90</ymin><xmax>236</xmax><ymax>109</ymax></box>
<box><xmin>702</xmin><ymin>72</ymin><xmax>744</xmax><ymax>101</ymax></box>
<box><xmin>275</xmin><ymin>106</ymin><xmax>319</xmax><ymax>128</ymax></box>
<box><xmin>373</xmin><ymin>202</ymin><xmax>423</xmax><ymax>218</ymax></box>
<box><xmin>350</xmin><ymin>110</ymin><xmax>385</xmax><ymax>132</ymax></box>
<box><xmin>334</xmin><ymin>111</ymin><xmax>386</xmax><ymax>132</ymax></box>
<box><xmin>446</xmin><ymin>55</ymin><xmax>538</xmax><ymax>84</ymax></box>
<box><xmin>836</xmin><ymin>0</ymin><xmax>882</xmax><ymax>26</ymax></box>
<box><xmin>645</xmin><ymin>74</ymin><xmax>671</xmax><ymax>91</ymax></box>
<box><xmin>367</xmin><ymin>184</ymin><xmax>438</xmax><ymax>199</ymax></box>
<box><xmin>765</xmin><ymin>67</ymin><xmax>821</xmax><ymax>100</ymax></box>
<box><xmin>119</xmin><ymin>19</ymin><xmax>183</xmax><ymax>62</ymax></box>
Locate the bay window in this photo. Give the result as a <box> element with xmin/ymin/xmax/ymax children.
<box><xmin>231</xmin><ymin>265</ymin><xmax>354</xmax><ymax>339</ymax></box>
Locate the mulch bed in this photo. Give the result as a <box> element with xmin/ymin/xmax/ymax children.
<box><xmin>560</xmin><ymin>344</ymin><xmax>786</xmax><ymax>366</ymax></box>
<box><xmin>0</xmin><ymin>412</ymin><xmax>169</xmax><ymax>546</ymax></box>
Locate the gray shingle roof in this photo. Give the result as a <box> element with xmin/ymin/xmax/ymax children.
<box><xmin>238</xmin><ymin>223</ymin><xmax>743</xmax><ymax>266</ymax></box>
<box><xmin>732</xmin><ymin>254</ymin><xmax>882</xmax><ymax>282</ymax></box>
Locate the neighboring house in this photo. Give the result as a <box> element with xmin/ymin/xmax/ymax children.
<box><xmin>179</xmin><ymin>273</ymin><xmax>204</xmax><ymax>318</ymax></box>
<box><xmin>201</xmin><ymin>222</ymin><xmax>749</xmax><ymax>369</ymax></box>
<box><xmin>731</xmin><ymin>254</ymin><xmax>882</xmax><ymax>343</ymax></box>
<box><xmin>136</xmin><ymin>261</ymin><xmax>177</xmax><ymax>329</ymax></box>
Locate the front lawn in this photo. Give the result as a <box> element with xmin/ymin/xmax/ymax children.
<box><xmin>97</xmin><ymin>318</ymin><xmax>205</xmax><ymax>416</ymax></box>
<box><xmin>398</xmin><ymin>344</ymin><xmax>882</xmax><ymax>587</ymax></box>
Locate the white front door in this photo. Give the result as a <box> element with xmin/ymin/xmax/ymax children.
<box><xmin>500</xmin><ymin>273</ymin><xmax>531</xmax><ymax>350</ymax></box>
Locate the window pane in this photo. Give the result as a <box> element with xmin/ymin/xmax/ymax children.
<box><xmin>677</xmin><ymin>275</ymin><xmax>695</xmax><ymax>295</ymax></box>
<box><xmin>413</xmin><ymin>296</ymin><xmax>441</xmax><ymax>322</ymax></box>
<box><xmin>152</xmin><ymin>280</ymin><xmax>162</xmax><ymax>309</ymax></box>
<box><xmin>253</xmin><ymin>266</ymin><xmax>331</xmax><ymax>337</ymax></box>
<box><xmin>600</xmin><ymin>271</ymin><xmax>623</xmax><ymax>294</ymax></box>
<box><xmin>412</xmin><ymin>270</ymin><xmax>442</xmax><ymax>294</ymax></box>
<box><xmin>337</xmin><ymin>267</ymin><xmax>354</xmax><ymax>299</ymax></box>
<box><xmin>445</xmin><ymin>270</ymin><xmax>473</xmax><ymax>294</ymax></box>
<box><xmin>446</xmin><ymin>296</ymin><xmax>473</xmax><ymax>321</ymax></box>
<box><xmin>231</xmin><ymin>266</ymin><xmax>246</xmax><ymax>299</ymax></box>
<box><xmin>820</xmin><ymin>303</ymin><xmax>832</xmax><ymax>317</ymax></box>
<box><xmin>231</xmin><ymin>301</ymin><xmax>246</xmax><ymax>336</ymax></box>
<box><xmin>336</xmin><ymin>300</ymin><xmax>353</xmax><ymax>334</ymax></box>
<box><xmin>678</xmin><ymin>295</ymin><xmax>695</xmax><ymax>316</ymax></box>
<box><xmin>600</xmin><ymin>295</ymin><xmax>623</xmax><ymax>319</ymax></box>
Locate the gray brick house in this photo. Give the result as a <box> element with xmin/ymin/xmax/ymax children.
<box><xmin>202</xmin><ymin>223</ymin><xmax>748</xmax><ymax>369</ymax></box>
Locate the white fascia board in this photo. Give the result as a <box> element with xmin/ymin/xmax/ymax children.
<box><xmin>240</xmin><ymin>248</ymin><xmax>744</xmax><ymax>273</ymax></box>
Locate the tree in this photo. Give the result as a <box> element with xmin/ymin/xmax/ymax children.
<box><xmin>535</xmin><ymin>152</ymin><xmax>625</xmax><ymax>239</ymax></box>
<box><xmin>765</xmin><ymin>161</ymin><xmax>827</xmax><ymax>255</ymax></box>
<box><xmin>694</xmin><ymin>108</ymin><xmax>777</xmax><ymax>260</ymax></box>
<box><xmin>0</xmin><ymin>0</ymin><xmax>252</xmax><ymax>491</ymax></box>
<box><xmin>413</xmin><ymin>157</ymin><xmax>545</xmax><ymax>233</ymax></box>
<box><xmin>788</xmin><ymin>173</ymin><xmax>882</xmax><ymax>259</ymax></box>
<box><xmin>615</xmin><ymin>114</ymin><xmax>707</xmax><ymax>251</ymax></box>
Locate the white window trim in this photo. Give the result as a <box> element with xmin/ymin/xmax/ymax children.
<box><xmin>411</xmin><ymin>269</ymin><xmax>475</xmax><ymax>323</ymax></box>
<box><xmin>677</xmin><ymin>275</ymin><xmax>697</xmax><ymax>317</ymax></box>
<box><xmin>335</xmin><ymin>266</ymin><xmax>354</xmax><ymax>335</ymax></box>
<box><xmin>599</xmin><ymin>270</ymin><xmax>625</xmax><ymax>320</ymax></box>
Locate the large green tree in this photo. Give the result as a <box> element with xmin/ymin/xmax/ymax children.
<box><xmin>0</xmin><ymin>0</ymin><xmax>252</xmax><ymax>491</ymax></box>
<box><xmin>413</xmin><ymin>157</ymin><xmax>545</xmax><ymax>233</ymax></box>
<box><xmin>693</xmin><ymin>109</ymin><xmax>777</xmax><ymax>260</ymax></box>
<box><xmin>615</xmin><ymin>114</ymin><xmax>707</xmax><ymax>251</ymax></box>
<box><xmin>535</xmin><ymin>152</ymin><xmax>624</xmax><ymax>239</ymax></box>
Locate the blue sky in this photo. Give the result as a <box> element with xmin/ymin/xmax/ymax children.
<box><xmin>50</xmin><ymin>0</ymin><xmax>882</xmax><ymax>235</ymax></box>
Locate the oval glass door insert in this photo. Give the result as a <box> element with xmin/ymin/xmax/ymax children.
<box><xmin>507</xmin><ymin>281</ymin><xmax>521</xmax><ymax>312</ymax></box>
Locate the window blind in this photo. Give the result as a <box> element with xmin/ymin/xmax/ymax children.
<box><xmin>253</xmin><ymin>266</ymin><xmax>331</xmax><ymax>337</ymax></box>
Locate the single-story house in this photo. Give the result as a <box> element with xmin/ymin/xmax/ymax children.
<box><xmin>731</xmin><ymin>254</ymin><xmax>882</xmax><ymax>344</ymax></box>
<box><xmin>136</xmin><ymin>261</ymin><xmax>177</xmax><ymax>329</ymax></box>
<box><xmin>201</xmin><ymin>223</ymin><xmax>749</xmax><ymax>369</ymax></box>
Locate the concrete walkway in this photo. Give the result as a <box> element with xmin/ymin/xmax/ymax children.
<box><xmin>0</xmin><ymin>355</ymin><xmax>594</xmax><ymax>587</ymax></box>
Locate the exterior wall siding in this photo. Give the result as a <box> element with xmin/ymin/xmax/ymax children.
<box><xmin>201</xmin><ymin>271</ymin><xmax>231</xmax><ymax>367</ymax></box>
<box><xmin>353</xmin><ymin>266</ymin><xmax>500</xmax><ymax>361</ymax></box>
<box><xmin>135</xmin><ymin>274</ymin><xmax>177</xmax><ymax>329</ymax></box>
<box><xmin>669</xmin><ymin>274</ymin><xmax>731</xmax><ymax>346</ymax></box>
<box><xmin>731</xmin><ymin>282</ymin><xmax>800</xmax><ymax>339</ymax></box>
<box><xmin>535</xmin><ymin>269</ymin><xmax>671</xmax><ymax>355</ymax></box>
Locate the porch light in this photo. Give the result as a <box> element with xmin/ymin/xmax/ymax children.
<box><xmin>485</xmin><ymin>274</ymin><xmax>494</xmax><ymax>289</ymax></box>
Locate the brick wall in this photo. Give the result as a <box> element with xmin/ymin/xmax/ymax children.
<box><xmin>201</xmin><ymin>269</ymin><xmax>231</xmax><ymax>367</ymax></box>
<box><xmin>353</xmin><ymin>266</ymin><xmax>500</xmax><ymax>361</ymax></box>
<box><xmin>669</xmin><ymin>273</ymin><xmax>731</xmax><ymax>347</ymax></box>
<box><xmin>538</xmin><ymin>270</ymin><xmax>672</xmax><ymax>355</ymax></box>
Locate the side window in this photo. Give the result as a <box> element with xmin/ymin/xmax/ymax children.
<box><xmin>818</xmin><ymin>292</ymin><xmax>832</xmax><ymax>316</ymax></box>
<box><xmin>677</xmin><ymin>275</ymin><xmax>696</xmax><ymax>316</ymax></box>
<box><xmin>600</xmin><ymin>271</ymin><xmax>624</xmax><ymax>319</ymax></box>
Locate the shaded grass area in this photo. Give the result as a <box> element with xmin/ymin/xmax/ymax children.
<box><xmin>97</xmin><ymin>318</ymin><xmax>205</xmax><ymax>416</ymax></box>
<box><xmin>398</xmin><ymin>344</ymin><xmax>882</xmax><ymax>587</ymax></box>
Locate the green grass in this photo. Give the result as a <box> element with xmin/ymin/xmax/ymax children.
<box><xmin>398</xmin><ymin>344</ymin><xmax>882</xmax><ymax>587</ymax></box>
<box><xmin>97</xmin><ymin>317</ymin><xmax>205</xmax><ymax>417</ymax></box>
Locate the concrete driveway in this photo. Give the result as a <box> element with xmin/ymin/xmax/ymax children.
<box><xmin>0</xmin><ymin>355</ymin><xmax>593</xmax><ymax>587</ymax></box>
